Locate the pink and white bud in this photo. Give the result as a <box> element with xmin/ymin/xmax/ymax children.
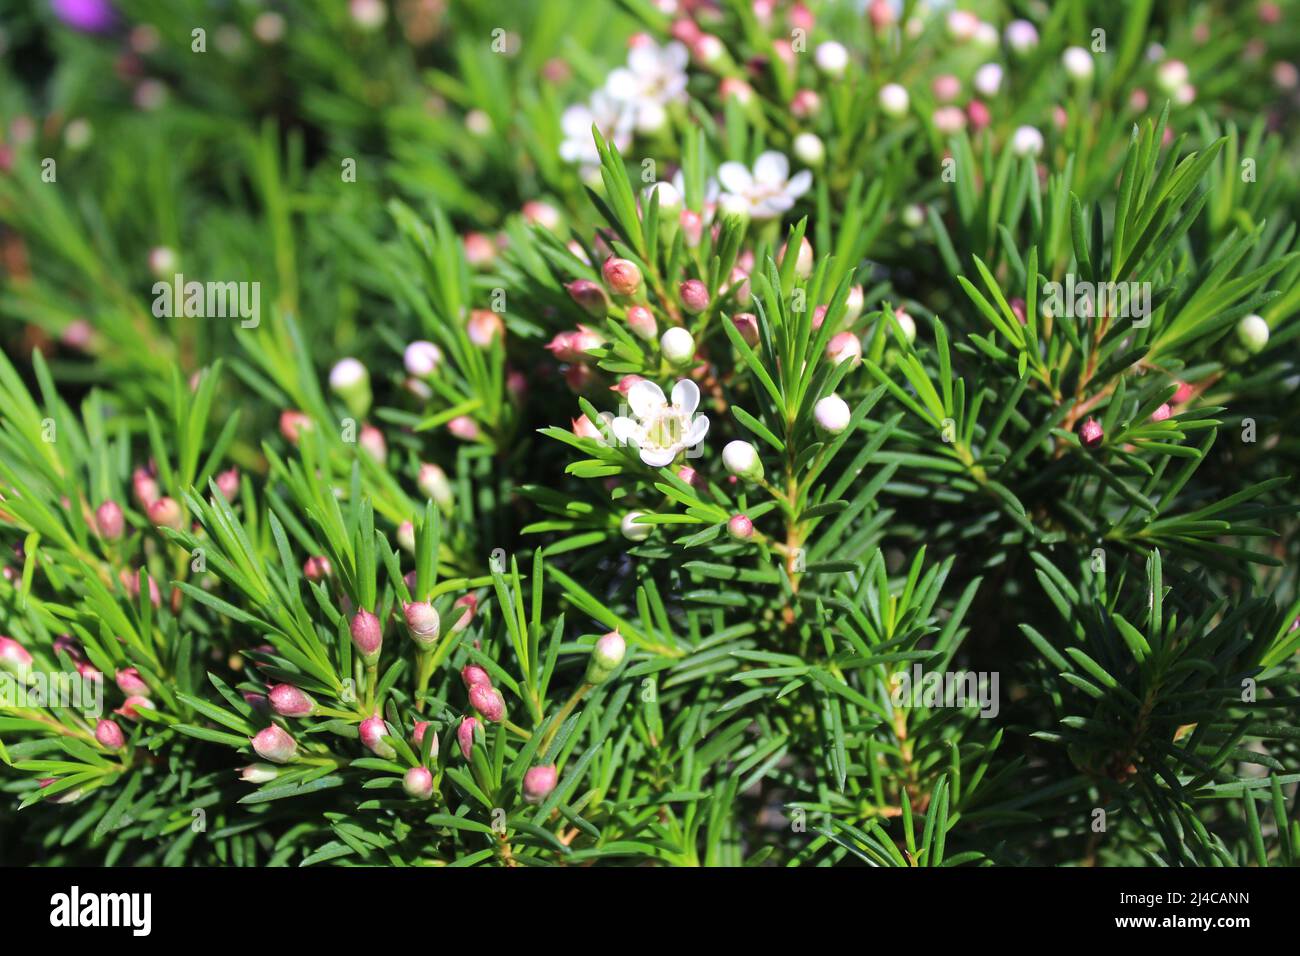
<box><xmin>791</xmin><ymin>89</ymin><xmax>821</xmax><ymax>119</ymax></box>
<box><xmin>448</xmin><ymin>416</ymin><xmax>481</xmax><ymax>442</ymax></box>
<box><xmin>303</xmin><ymin>555</ymin><xmax>333</xmax><ymax>581</ymax></box>
<box><xmin>350</xmin><ymin>609</ymin><xmax>383</xmax><ymax>663</ymax></box>
<box><xmin>1080</xmin><ymin>418</ymin><xmax>1104</xmax><ymax>449</ymax></box>
<box><xmin>268</xmin><ymin>683</ymin><xmax>316</xmax><ymax>718</ymax></box>
<box><xmin>132</xmin><ymin>467</ymin><xmax>160</xmax><ymax>510</ymax></box>
<box><xmin>586</xmin><ymin>630</ymin><xmax>627</xmax><ymax>684</ymax></box>
<box><xmin>523</xmin><ymin>764</ymin><xmax>559</xmax><ymax>804</ymax></box>
<box><xmin>868</xmin><ymin>0</ymin><xmax>894</xmax><ymax>30</ymax></box>
<box><xmin>931</xmin><ymin>74</ymin><xmax>961</xmax><ymax>103</ymax></box>
<box><xmin>329</xmin><ymin>358</ymin><xmax>372</xmax><ymax>418</ymax></box>
<box><xmin>1005</xmin><ymin>19</ymin><xmax>1038</xmax><ymax>55</ymax></box>
<box><xmin>878</xmin><ymin>83</ymin><xmax>909</xmax><ymax>118</ymax></box>
<box><xmin>0</xmin><ymin>636</ymin><xmax>32</xmax><ymax>677</ymax></box>
<box><xmin>251</xmin><ymin>725</ymin><xmax>298</xmax><ymax>764</ymax></box>
<box><xmin>946</xmin><ymin>9</ymin><xmax>979</xmax><ymax>42</ymax></box>
<box><xmin>973</xmin><ymin>63</ymin><xmax>1003</xmax><ymax>98</ymax></box>
<box><xmin>96</xmin><ymin>500</ymin><xmax>125</xmax><ymax>540</ymax></box>
<box><xmin>463</xmin><ymin>232</ymin><xmax>496</xmax><ymax>268</ymax></box>
<box><xmin>403</xmin><ymin>766</ymin><xmax>434</xmax><ymax>799</ymax></box>
<box><xmin>814</xmin><ymin>41</ymin><xmax>849</xmax><ymax>78</ymax></box>
<box><xmin>279</xmin><ymin>410</ymin><xmax>312</xmax><ymax>445</ymax></box>
<box><xmin>731</xmin><ymin>312</ymin><xmax>760</xmax><ymax>347</ymax></box>
<box><xmin>451</xmin><ymin>594</ymin><xmax>478</xmax><ymax>633</ymax></box>
<box><xmin>780</xmin><ymin>238</ymin><xmax>814</xmax><ymax>279</ymax></box>
<box><xmin>418</xmin><ymin>463</ymin><xmax>453</xmax><ymax>510</ymax></box>
<box><xmin>116</xmin><ymin>695</ymin><xmax>156</xmax><ymax>720</ymax></box>
<box><xmin>727</xmin><ymin>514</ymin><xmax>754</xmax><ymax>540</ymax></box>
<box><xmin>469</xmin><ymin>682</ymin><xmax>506</xmax><ymax>722</ymax></box>
<box><xmin>148</xmin><ymin>245</ymin><xmax>176</xmax><ymax>277</ymax></box>
<box><xmin>1062</xmin><ymin>47</ymin><xmax>1094</xmax><ymax>82</ymax></box>
<box><xmin>396</xmin><ymin>521</ymin><xmax>416</xmax><ymax>554</ymax></box>
<box><xmin>566</xmin><ymin>279</ymin><xmax>609</xmax><ymax>319</ymax></box>
<box><xmin>115</xmin><ymin>667</ymin><xmax>150</xmax><ymax>697</ymax></box>
<box><xmin>521</xmin><ymin>200</ymin><xmax>562</xmax><ymax>231</ymax></box>
<box><xmin>679</xmin><ymin>279</ymin><xmax>710</xmax><ymax>314</ymax></box>
<box><xmin>359</xmin><ymin>424</ymin><xmax>387</xmax><ymax>463</ymax></box>
<box><xmin>625</xmin><ymin>305</ymin><xmax>658</xmax><ymax>341</ymax></box>
<box><xmin>680</xmin><ymin>209</ymin><xmax>704</xmax><ymax>247</ymax></box>
<box><xmin>1150</xmin><ymin>404</ymin><xmax>1172</xmax><ymax>423</ymax></box>
<box><xmin>412</xmin><ymin>721</ymin><xmax>439</xmax><ymax>756</ymax></box>
<box><xmin>1012</xmin><ymin>125</ymin><xmax>1044</xmax><ymax>158</ymax></box>
<box><xmin>458</xmin><ymin>716</ymin><xmax>481</xmax><ymax>759</ymax></box>
<box><xmin>95</xmin><ymin>719</ymin><xmax>126</xmax><ymax>750</ymax></box>
<box><xmin>461</xmin><ymin>664</ymin><xmax>492</xmax><ymax>690</ymax></box>
<box><xmin>814</xmin><ymin>394</ymin><xmax>852</xmax><ymax>435</ymax></box>
<box><xmin>404</xmin><ymin>340</ymin><xmax>443</xmax><ymax>378</ymax></box>
<box><xmin>827</xmin><ymin>331</ymin><xmax>863</xmax><ymax>367</ymax></box>
<box><xmin>603</xmin><ymin>257</ymin><xmax>643</xmax><ymax>296</ymax></box>
<box><xmin>1155</xmin><ymin>59</ymin><xmax>1189</xmax><ymax>95</ymax></box>
<box><xmin>403</xmin><ymin>601</ymin><xmax>441</xmax><ymax>647</ymax></box>
<box><xmin>722</xmin><ymin>440</ymin><xmax>763</xmax><ymax>481</ymax></box>
<box><xmin>932</xmin><ymin>106</ymin><xmax>966</xmax><ymax>134</ymax></box>
<box><xmin>240</xmin><ymin>764</ymin><xmax>281</xmax><ymax>784</ymax></box>
<box><xmin>359</xmin><ymin>714</ymin><xmax>396</xmax><ymax>758</ymax></box>
<box><xmin>147</xmin><ymin>496</ymin><xmax>182</xmax><ymax>530</ymax></box>
<box><xmin>468</xmin><ymin>309</ymin><xmax>504</xmax><ymax>348</ymax></box>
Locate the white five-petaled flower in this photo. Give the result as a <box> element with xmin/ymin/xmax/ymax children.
<box><xmin>717</xmin><ymin>151</ymin><xmax>812</xmax><ymax>221</ymax></box>
<box><xmin>605</xmin><ymin>41</ymin><xmax>690</xmax><ymax>134</ymax></box>
<box><xmin>611</xmin><ymin>379</ymin><xmax>710</xmax><ymax>468</ymax></box>
<box><xmin>559</xmin><ymin>90</ymin><xmax>634</xmax><ymax>168</ymax></box>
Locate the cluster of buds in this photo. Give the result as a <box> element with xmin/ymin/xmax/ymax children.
<box><xmin>547</xmin><ymin>318</ymin><xmax>608</xmax><ymax>392</ymax></box>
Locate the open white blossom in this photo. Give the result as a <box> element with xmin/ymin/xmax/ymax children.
<box><xmin>559</xmin><ymin>90</ymin><xmax>634</xmax><ymax>168</ymax></box>
<box><xmin>717</xmin><ymin>151</ymin><xmax>812</xmax><ymax>221</ymax></box>
<box><xmin>611</xmin><ymin>379</ymin><xmax>710</xmax><ymax>468</ymax></box>
<box><xmin>605</xmin><ymin>41</ymin><xmax>689</xmax><ymax>134</ymax></box>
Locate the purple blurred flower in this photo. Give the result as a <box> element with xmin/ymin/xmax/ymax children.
<box><xmin>52</xmin><ymin>0</ymin><xmax>116</xmax><ymax>33</ymax></box>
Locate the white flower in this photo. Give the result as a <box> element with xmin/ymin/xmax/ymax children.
<box><xmin>879</xmin><ymin>83</ymin><xmax>910</xmax><ymax>118</ymax></box>
<box><xmin>717</xmin><ymin>151</ymin><xmax>812</xmax><ymax>221</ymax></box>
<box><xmin>605</xmin><ymin>41</ymin><xmax>690</xmax><ymax>134</ymax></box>
<box><xmin>973</xmin><ymin>63</ymin><xmax>1003</xmax><ymax>97</ymax></box>
<box><xmin>814</xmin><ymin>395</ymin><xmax>851</xmax><ymax>435</ymax></box>
<box><xmin>1062</xmin><ymin>46</ymin><xmax>1094</xmax><ymax>81</ymax></box>
<box><xmin>559</xmin><ymin>90</ymin><xmax>634</xmax><ymax>167</ymax></box>
<box><xmin>793</xmin><ymin>133</ymin><xmax>825</xmax><ymax>167</ymax></box>
<box><xmin>1011</xmin><ymin>125</ymin><xmax>1044</xmax><ymax>157</ymax></box>
<box><xmin>814</xmin><ymin>41</ymin><xmax>849</xmax><ymax>77</ymax></box>
<box><xmin>611</xmin><ymin>379</ymin><xmax>710</xmax><ymax>468</ymax></box>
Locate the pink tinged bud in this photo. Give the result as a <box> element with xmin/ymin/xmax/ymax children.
<box><xmin>214</xmin><ymin>468</ymin><xmax>240</xmax><ymax>500</ymax></box>
<box><xmin>728</xmin><ymin>514</ymin><xmax>754</xmax><ymax>540</ymax></box>
<box><xmin>120</xmin><ymin>568</ymin><xmax>162</xmax><ymax>607</ymax></box>
<box><xmin>790</xmin><ymin>89</ymin><xmax>821</xmax><ymax>119</ymax></box>
<box><xmin>967</xmin><ymin>100</ymin><xmax>991</xmax><ymax>131</ymax></box>
<box><xmin>1151</xmin><ymin>403</ymin><xmax>1172</xmax><ymax>422</ymax></box>
<box><xmin>132</xmin><ymin>467</ymin><xmax>160</xmax><ymax>509</ymax></box>
<box><xmin>789</xmin><ymin>2</ymin><xmax>814</xmax><ymax>32</ymax></box>
<box><xmin>469</xmin><ymin>682</ymin><xmax>506</xmax><ymax>722</ymax></box>
<box><xmin>468</xmin><ymin>309</ymin><xmax>504</xmax><ymax>348</ymax></box>
<box><xmin>868</xmin><ymin>0</ymin><xmax>894</xmax><ymax>29</ymax></box>
<box><xmin>404</xmin><ymin>340</ymin><xmax>443</xmax><ymax>378</ymax></box>
<box><xmin>95</xmin><ymin>719</ymin><xmax>125</xmax><ymax>750</ymax></box>
<box><xmin>625</xmin><ymin>305</ymin><xmax>658</xmax><ymax>341</ymax></box>
<box><xmin>1080</xmin><ymin>418</ymin><xmax>1104</xmax><ymax>449</ymax></box>
<box><xmin>458</xmin><ymin>716</ymin><xmax>481</xmax><ymax>759</ymax></box>
<box><xmin>350</xmin><ymin>609</ymin><xmax>383</xmax><ymax>663</ymax></box>
<box><xmin>360</xmin><ymin>715</ymin><xmax>396</xmax><ymax>758</ymax></box>
<box><xmin>572</xmin><ymin>415</ymin><xmax>603</xmax><ymax>440</ymax></box>
<box><xmin>279</xmin><ymin>410</ymin><xmax>312</xmax><ymax>445</ymax></box>
<box><xmin>692</xmin><ymin>33</ymin><xmax>725</xmax><ymax>66</ymax></box>
<box><xmin>780</xmin><ymin>238</ymin><xmax>814</xmax><ymax>279</ymax></box>
<box><xmin>403</xmin><ymin>766</ymin><xmax>434</xmax><ymax>799</ymax></box>
<box><xmin>522</xmin><ymin>764</ymin><xmax>559</xmax><ymax>804</ymax></box>
<box><xmin>240</xmin><ymin>763</ymin><xmax>281</xmax><ymax>784</ymax></box>
<box><xmin>731</xmin><ymin>313</ymin><xmax>760</xmax><ymax>347</ymax></box>
<box><xmin>303</xmin><ymin>555</ymin><xmax>333</xmax><ymax>581</ymax></box>
<box><xmin>586</xmin><ymin>630</ymin><xmax>627</xmax><ymax>683</ymax></box>
<box><xmin>95</xmin><ymin>500</ymin><xmax>125</xmax><ymax>540</ymax></box>
<box><xmin>1173</xmin><ymin>381</ymin><xmax>1194</xmax><ymax>405</ymax></box>
<box><xmin>116</xmin><ymin>695</ymin><xmax>155</xmax><ymax>720</ymax></box>
<box><xmin>463</xmin><ymin>232</ymin><xmax>496</xmax><ymax>267</ymax></box>
<box><xmin>268</xmin><ymin>683</ymin><xmax>316</xmax><ymax>717</ymax></box>
<box><xmin>602</xmin><ymin>257</ymin><xmax>643</xmax><ymax>296</ymax></box>
<box><xmin>670</xmin><ymin>18</ymin><xmax>701</xmax><ymax>44</ymax></box>
<box><xmin>461</xmin><ymin>664</ymin><xmax>492</xmax><ymax>689</ymax></box>
<box><xmin>403</xmin><ymin>601</ymin><xmax>441</xmax><ymax>646</ymax></box>
<box><xmin>412</xmin><ymin>721</ymin><xmax>439</xmax><ymax>756</ymax></box>
<box><xmin>610</xmin><ymin>374</ymin><xmax>644</xmax><ymax>397</ymax></box>
<box><xmin>546</xmin><ymin>330</ymin><xmax>580</xmax><ymax>363</ymax></box>
<box><xmin>933</xmin><ymin>106</ymin><xmax>966</xmax><ymax>134</ymax></box>
<box><xmin>146</xmin><ymin>496</ymin><xmax>181</xmax><ymax>530</ymax></box>
<box><xmin>679</xmin><ymin>279</ymin><xmax>710</xmax><ymax>314</ymax></box>
<box><xmin>812</xmin><ymin>305</ymin><xmax>829</xmax><ymax>330</ymax></box>
<box><xmin>680</xmin><ymin>209</ymin><xmax>704</xmax><ymax>247</ymax></box>
<box><xmin>77</xmin><ymin>661</ymin><xmax>102</xmax><ymax>683</ymax></box>
<box><xmin>932</xmin><ymin>74</ymin><xmax>961</xmax><ymax>103</ymax></box>
<box><xmin>0</xmin><ymin>636</ymin><xmax>33</xmax><ymax>676</ymax></box>
<box><xmin>566</xmin><ymin>279</ymin><xmax>609</xmax><ymax>319</ymax></box>
<box><xmin>827</xmin><ymin>331</ymin><xmax>863</xmax><ymax>367</ymax></box>
<box><xmin>720</xmin><ymin>78</ymin><xmax>753</xmax><ymax>104</ymax></box>
<box><xmin>676</xmin><ymin>466</ymin><xmax>699</xmax><ymax>487</ymax></box>
<box><xmin>448</xmin><ymin>416</ymin><xmax>480</xmax><ymax>441</ymax></box>
<box><xmin>359</xmin><ymin>424</ymin><xmax>387</xmax><ymax>463</ymax></box>
<box><xmin>396</xmin><ymin>521</ymin><xmax>416</xmax><ymax>554</ymax></box>
<box><xmin>452</xmin><ymin>594</ymin><xmax>478</xmax><ymax>633</ymax></box>
<box><xmin>252</xmin><ymin>725</ymin><xmax>298</xmax><ymax>764</ymax></box>
<box><xmin>521</xmin><ymin>201</ymin><xmax>561</xmax><ymax>231</ymax></box>
<box><xmin>115</xmin><ymin>667</ymin><xmax>150</xmax><ymax>697</ymax></box>
<box><xmin>418</xmin><ymin>463</ymin><xmax>453</xmax><ymax>510</ymax></box>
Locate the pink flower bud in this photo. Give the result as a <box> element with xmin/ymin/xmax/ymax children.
<box><xmin>468</xmin><ymin>309</ymin><xmax>504</xmax><ymax>348</ymax></box>
<box><xmin>350</xmin><ymin>609</ymin><xmax>383</xmax><ymax>663</ymax></box>
<box><xmin>119</xmin><ymin>567</ymin><xmax>161</xmax><ymax>607</ymax></box>
<box><xmin>679</xmin><ymin>279</ymin><xmax>710</xmax><ymax>314</ymax></box>
<box><xmin>670</xmin><ymin>18</ymin><xmax>701</xmax><ymax>44</ymax></box>
<box><xmin>625</xmin><ymin>305</ymin><xmax>658</xmax><ymax>341</ymax></box>
<box><xmin>0</xmin><ymin>636</ymin><xmax>32</xmax><ymax>676</ymax></box>
<box><xmin>1080</xmin><ymin>418</ymin><xmax>1104</xmax><ymax>449</ymax></box>
<box><xmin>586</xmin><ymin>630</ymin><xmax>626</xmax><ymax>683</ymax></box>
<box><xmin>452</xmin><ymin>594</ymin><xmax>478</xmax><ymax>633</ymax></box>
<box><xmin>728</xmin><ymin>514</ymin><xmax>754</xmax><ymax>540</ymax></box>
<box><xmin>359</xmin><ymin>714</ymin><xmax>396</xmax><ymax>758</ymax></box>
<box><xmin>1151</xmin><ymin>404</ymin><xmax>1172</xmax><ymax>423</ymax></box>
<box><xmin>1172</xmin><ymin>381</ymin><xmax>1194</xmax><ymax>405</ymax></box>
<box><xmin>463</xmin><ymin>231</ymin><xmax>496</xmax><ymax>267</ymax></box>
<box><xmin>147</xmin><ymin>496</ymin><xmax>182</xmax><ymax>530</ymax></box>
<box><xmin>252</xmin><ymin>725</ymin><xmax>298</xmax><ymax>763</ymax></box>
<box><xmin>779</xmin><ymin>238</ymin><xmax>813</xmax><ymax>279</ymax></box>
<box><xmin>359</xmin><ymin>424</ymin><xmax>387</xmax><ymax>463</ymax></box>
<box><xmin>521</xmin><ymin>201</ymin><xmax>561</xmax><ymax>231</ymax></box>
<box><xmin>868</xmin><ymin>0</ymin><xmax>894</xmax><ymax>29</ymax></box>
<box><xmin>522</xmin><ymin>764</ymin><xmax>559</xmax><ymax>804</ymax></box>
<box><xmin>448</xmin><ymin>416</ymin><xmax>481</xmax><ymax>441</ymax></box>
<box><xmin>95</xmin><ymin>500</ymin><xmax>125</xmax><ymax>540</ymax></box>
<box><xmin>545</xmin><ymin>330</ymin><xmax>580</xmax><ymax>363</ymax></box>
<box><xmin>729</xmin><ymin>312</ymin><xmax>760</xmax><ymax>347</ymax></box>
<box><xmin>469</xmin><ymin>682</ymin><xmax>506</xmax><ymax>722</ymax></box>
<box><xmin>239</xmin><ymin>764</ymin><xmax>281</xmax><ymax>783</ymax></box>
<box><xmin>303</xmin><ymin>555</ymin><xmax>333</xmax><ymax>581</ymax></box>
<box><xmin>791</xmin><ymin>89</ymin><xmax>821</xmax><ymax>118</ymax></box>
<box><xmin>610</xmin><ymin>375</ymin><xmax>644</xmax><ymax>397</ymax></box>
<box><xmin>827</xmin><ymin>331</ymin><xmax>862</xmax><ymax>367</ymax></box>
<box><xmin>95</xmin><ymin>719</ymin><xmax>125</xmax><ymax>750</ymax></box>
<box><xmin>676</xmin><ymin>466</ymin><xmax>699</xmax><ymax>487</ymax></box>
<box><xmin>396</xmin><ymin>521</ymin><xmax>416</xmax><ymax>554</ymax></box>
<box><xmin>115</xmin><ymin>667</ymin><xmax>150</xmax><ymax>697</ymax></box>
<box><xmin>412</xmin><ymin>721</ymin><xmax>439</xmax><ymax>755</ymax></box>
<box><xmin>403</xmin><ymin>601</ymin><xmax>441</xmax><ymax>647</ymax></box>
<box><xmin>967</xmin><ymin>100</ymin><xmax>990</xmax><ymax>131</ymax></box>
<box><xmin>461</xmin><ymin>664</ymin><xmax>492</xmax><ymax>689</ymax></box>
<box><xmin>268</xmin><ymin>683</ymin><xmax>316</xmax><ymax>717</ymax></box>
<box><xmin>458</xmin><ymin>716</ymin><xmax>481</xmax><ymax>759</ymax></box>
<box><xmin>131</xmin><ymin>467</ymin><xmax>159</xmax><ymax>510</ymax></box>
<box><xmin>566</xmin><ymin>279</ymin><xmax>609</xmax><ymax>319</ymax></box>
<box><xmin>602</xmin><ymin>257</ymin><xmax>643</xmax><ymax>296</ymax></box>
<box><xmin>680</xmin><ymin>210</ymin><xmax>704</xmax><ymax>247</ymax></box>
<box><xmin>215</xmin><ymin>468</ymin><xmax>240</xmax><ymax>500</ymax></box>
<box><xmin>116</xmin><ymin>695</ymin><xmax>155</xmax><ymax>720</ymax></box>
<box><xmin>279</xmin><ymin>410</ymin><xmax>312</xmax><ymax>445</ymax></box>
<box><xmin>403</xmin><ymin>766</ymin><xmax>434</xmax><ymax>799</ymax></box>
<box><xmin>932</xmin><ymin>73</ymin><xmax>961</xmax><ymax>103</ymax></box>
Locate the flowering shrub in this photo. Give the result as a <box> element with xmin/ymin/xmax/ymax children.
<box><xmin>1</xmin><ymin>0</ymin><xmax>1299</xmax><ymax>868</ymax></box>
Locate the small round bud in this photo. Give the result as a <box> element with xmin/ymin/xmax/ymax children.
<box><xmin>396</xmin><ymin>520</ymin><xmax>416</xmax><ymax>554</ymax></box>
<box><xmin>603</xmin><ymin>257</ymin><xmax>643</xmax><ymax>296</ymax></box>
<box><xmin>350</xmin><ymin>609</ymin><xmax>383</xmax><ymax>664</ymax></box>
<box><xmin>403</xmin><ymin>601</ymin><xmax>441</xmax><ymax>647</ymax></box>
<box><xmin>251</xmin><ymin>725</ymin><xmax>298</xmax><ymax>764</ymax></box>
<box><xmin>404</xmin><ymin>340</ymin><xmax>443</xmax><ymax>378</ymax></box>
<box><xmin>1005</xmin><ymin>19</ymin><xmax>1038</xmax><ymax>55</ymax></box>
<box><xmin>814</xmin><ymin>41</ymin><xmax>849</xmax><ymax>77</ymax></box>
<box><xmin>893</xmin><ymin>308</ymin><xmax>917</xmax><ymax>344</ymax></box>
<box><xmin>240</xmin><ymin>764</ymin><xmax>281</xmax><ymax>784</ymax></box>
<box><xmin>95</xmin><ymin>500</ymin><xmax>125</xmax><ymax>540</ymax></box>
<box><xmin>268</xmin><ymin>684</ymin><xmax>317</xmax><ymax>717</ymax></box>
<box><xmin>620</xmin><ymin>511</ymin><xmax>653</xmax><ymax>542</ymax></box>
<box><xmin>279</xmin><ymin>410</ymin><xmax>312</xmax><ymax>445</ymax></box>
<box><xmin>147</xmin><ymin>496</ymin><xmax>182</xmax><ymax>530</ymax></box>
<box><xmin>359</xmin><ymin>714</ymin><xmax>396</xmax><ymax>758</ymax></box>
<box><xmin>625</xmin><ymin>305</ymin><xmax>658</xmax><ymax>341</ymax></box>
<box><xmin>461</xmin><ymin>664</ymin><xmax>492</xmax><ymax>689</ymax></box>
<box><xmin>303</xmin><ymin>555</ymin><xmax>333</xmax><ymax>581</ymax></box>
<box><xmin>359</xmin><ymin>424</ymin><xmax>387</xmax><ymax>463</ymax></box>
<box><xmin>566</xmin><ymin>279</ymin><xmax>610</xmax><ymax>319</ymax></box>
<box><xmin>214</xmin><ymin>468</ymin><xmax>240</xmax><ymax>500</ymax></box>
<box><xmin>467</xmin><ymin>310</ymin><xmax>504</xmax><ymax>348</ymax></box>
<box><xmin>792</xmin><ymin>132</ymin><xmax>825</xmax><ymax>167</ymax></box>
<box><xmin>731</xmin><ymin>312</ymin><xmax>760</xmax><ymax>346</ymax></box>
<box><xmin>781</xmin><ymin>237</ymin><xmax>814</xmax><ymax>279</ymax></box>
<box><xmin>1151</xmin><ymin>403</ymin><xmax>1172</xmax><ymax>422</ymax></box>
<box><xmin>814</xmin><ymin>394</ymin><xmax>852</xmax><ymax>435</ymax></box>
<box><xmin>1011</xmin><ymin>125</ymin><xmax>1044</xmax><ymax>157</ymax></box>
<box><xmin>403</xmin><ymin>766</ymin><xmax>434</xmax><ymax>799</ymax></box>
<box><xmin>458</xmin><ymin>716</ymin><xmax>481</xmax><ymax>759</ymax></box>
<box><xmin>469</xmin><ymin>682</ymin><xmax>506</xmax><ymax>722</ymax></box>
<box><xmin>1062</xmin><ymin>46</ymin><xmax>1094</xmax><ymax>82</ymax></box>
<box><xmin>1155</xmin><ymin>59</ymin><xmax>1189</xmax><ymax>95</ymax></box>
<box><xmin>649</xmin><ymin>180</ymin><xmax>682</xmax><ymax>212</ymax></box>
<box><xmin>1080</xmin><ymin>418</ymin><xmax>1104</xmax><ymax>449</ymax></box>
<box><xmin>827</xmin><ymin>331</ymin><xmax>863</xmax><ymax>366</ymax></box>
<box><xmin>727</xmin><ymin>514</ymin><xmax>754</xmax><ymax>540</ymax></box>
<box><xmin>878</xmin><ymin>83</ymin><xmax>910</xmax><ymax>118</ymax></box>
<box><xmin>115</xmin><ymin>667</ymin><xmax>150</xmax><ymax>697</ymax></box>
<box><xmin>522</xmin><ymin>764</ymin><xmax>559</xmax><ymax>804</ymax></box>
<box><xmin>418</xmin><ymin>463</ymin><xmax>453</xmax><ymax>510</ymax></box>
<box><xmin>660</xmin><ymin>326</ymin><xmax>696</xmax><ymax>364</ymax></box>
<box><xmin>329</xmin><ymin>358</ymin><xmax>372</xmax><ymax>418</ymax></box>
<box><xmin>679</xmin><ymin>279</ymin><xmax>710</xmax><ymax>315</ymax></box>
<box><xmin>451</xmin><ymin>594</ymin><xmax>478</xmax><ymax>633</ymax></box>
<box><xmin>95</xmin><ymin>719</ymin><xmax>126</xmax><ymax>751</ymax></box>
<box><xmin>586</xmin><ymin>630</ymin><xmax>627</xmax><ymax>684</ymax></box>
<box><xmin>973</xmin><ymin>63</ymin><xmax>1003</xmax><ymax>98</ymax></box>
<box><xmin>722</xmin><ymin>440</ymin><xmax>763</xmax><ymax>481</ymax></box>
<box><xmin>946</xmin><ymin>9</ymin><xmax>979</xmax><ymax>42</ymax></box>
<box><xmin>1236</xmin><ymin>314</ymin><xmax>1269</xmax><ymax>354</ymax></box>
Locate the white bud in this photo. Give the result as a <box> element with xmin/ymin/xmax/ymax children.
<box><xmin>973</xmin><ymin>63</ymin><xmax>1003</xmax><ymax>98</ymax></box>
<box><xmin>1005</xmin><ymin>20</ymin><xmax>1039</xmax><ymax>55</ymax></box>
<box><xmin>878</xmin><ymin>83</ymin><xmax>910</xmax><ymax>118</ymax></box>
<box><xmin>1236</xmin><ymin>314</ymin><xmax>1270</xmax><ymax>354</ymax></box>
<box><xmin>814</xmin><ymin>41</ymin><xmax>849</xmax><ymax>77</ymax></box>
<box><xmin>722</xmin><ymin>440</ymin><xmax>762</xmax><ymax>480</ymax></box>
<box><xmin>404</xmin><ymin>340</ymin><xmax>442</xmax><ymax>378</ymax></box>
<box><xmin>660</xmin><ymin>327</ymin><xmax>696</xmax><ymax>365</ymax></box>
<box><xmin>1062</xmin><ymin>47</ymin><xmax>1094</xmax><ymax>82</ymax></box>
<box><xmin>621</xmin><ymin>511</ymin><xmax>653</xmax><ymax>541</ymax></box>
<box><xmin>1011</xmin><ymin>125</ymin><xmax>1044</xmax><ymax>157</ymax></box>
<box><xmin>1155</xmin><ymin>59</ymin><xmax>1189</xmax><ymax>95</ymax></box>
<box><xmin>649</xmin><ymin>181</ymin><xmax>681</xmax><ymax>212</ymax></box>
<box><xmin>814</xmin><ymin>395</ymin><xmax>852</xmax><ymax>435</ymax></box>
<box><xmin>792</xmin><ymin>132</ymin><xmax>825</xmax><ymax>167</ymax></box>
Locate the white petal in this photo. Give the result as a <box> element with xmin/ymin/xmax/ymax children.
<box><xmin>627</xmin><ymin>380</ymin><xmax>666</xmax><ymax>419</ymax></box>
<box><xmin>671</xmin><ymin>379</ymin><xmax>700</xmax><ymax>416</ymax></box>
<box><xmin>717</xmin><ymin>161</ymin><xmax>754</xmax><ymax>195</ymax></box>
<box><xmin>604</xmin><ymin>68</ymin><xmax>638</xmax><ymax>102</ymax></box>
<box><xmin>561</xmin><ymin>104</ymin><xmax>594</xmax><ymax>137</ymax></box>
<box><xmin>639</xmin><ymin>446</ymin><xmax>677</xmax><ymax>468</ymax></box>
<box><xmin>627</xmin><ymin>45</ymin><xmax>659</xmax><ymax>77</ymax></box>
<box><xmin>785</xmin><ymin>169</ymin><xmax>813</xmax><ymax>200</ymax></box>
<box><xmin>664</xmin><ymin>41</ymin><xmax>690</xmax><ymax>71</ymax></box>
<box><xmin>610</xmin><ymin>416</ymin><xmax>642</xmax><ymax>446</ymax></box>
<box><xmin>683</xmin><ymin>415</ymin><xmax>710</xmax><ymax>446</ymax></box>
<box><xmin>753</xmin><ymin>151</ymin><xmax>790</xmax><ymax>185</ymax></box>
